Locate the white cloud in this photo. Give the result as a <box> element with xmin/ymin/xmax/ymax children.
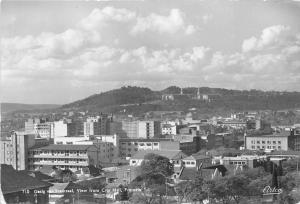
<box><xmin>131</xmin><ymin>9</ymin><xmax>195</xmax><ymax>35</ymax></box>
<box><xmin>242</xmin><ymin>25</ymin><xmax>290</xmax><ymax>52</ymax></box>
<box><xmin>185</xmin><ymin>25</ymin><xmax>196</xmax><ymax>35</ymax></box>
<box><xmin>202</xmin><ymin>14</ymin><xmax>213</xmax><ymax>24</ymax></box>
<box><xmin>79</xmin><ymin>7</ymin><xmax>136</xmax><ymax>30</ymax></box>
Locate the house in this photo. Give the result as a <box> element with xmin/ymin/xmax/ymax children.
<box><xmin>178</xmin><ymin>165</ymin><xmax>227</xmax><ymax>182</ymax></box>
<box><xmin>1</xmin><ymin>164</ymin><xmax>52</xmax><ymax>204</ymax></box>
<box><xmin>129</xmin><ymin>150</ymin><xmax>187</xmax><ymax>167</ymax></box>
<box><xmin>182</xmin><ymin>154</ymin><xmax>212</xmax><ymax>168</ymax></box>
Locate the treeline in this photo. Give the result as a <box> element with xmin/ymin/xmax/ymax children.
<box><xmin>53</xmin><ymin>86</ymin><xmax>300</xmax><ymax>114</ymax></box>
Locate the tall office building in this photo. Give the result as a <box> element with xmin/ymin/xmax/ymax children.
<box><xmin>121</xmin><ymin>120</ymin><xmax>161</xmax><ymax>138</ymax></box>
<box><xmin>0</xmin><ymin>132</ymin><xmax>36</xmax><ymax>170</ymax></box>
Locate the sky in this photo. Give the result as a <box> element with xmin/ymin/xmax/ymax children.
<box><xmin>1</xmin><ymin>0</ymin><xmax>300</xmax><ymax>104</ymax></box>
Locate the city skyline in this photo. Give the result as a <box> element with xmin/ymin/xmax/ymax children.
<box><xmin>1</xmin><ymin>0</ymin><xmax>300</xmax><ymax>104</ymax></box>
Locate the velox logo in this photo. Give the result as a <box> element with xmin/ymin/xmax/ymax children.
<box><xmin>263</xmin><ymin>186</ymin><xmax>283</xmax><ymax>195</ymax></box>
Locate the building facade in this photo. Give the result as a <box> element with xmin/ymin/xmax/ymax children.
<box><xmin>28</xmin><ymin>144</ymin><xmax>111</xmax><ymax>171</ymax></box>
<box><xmin>121</xmin><ymin>120</ymin><xmax>161</xmax><ymax>138</ymax></box>
<box><xmin>0</xmin><ymin>132</ymin><xmax>36</xmax><ymax>170</ymax></box>
<box><xmin>245</xmin><ymin>134</ymin><xmax>289</xmax><ymax>151</ymax></box>
<box><xmin>118</xmin><ymin>138</ymin><xmax>179</xmax><ymax>158</ymax></box>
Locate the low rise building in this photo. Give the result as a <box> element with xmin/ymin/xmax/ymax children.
<box><xmin>220</xmin><ymin>155</ymin><xmax>268</xmax><ymax>168</ymax></box>
<box><xmin>118</xmin><ymin>138</ymin><xmax>179</xmax><ymax>158</ymax></box>
<box><xmin>182</xmin><ymin>154</ymin><xmax>212</xmax><ymax>168</ymax></box>
<box><xmin>129</xmin><ymin>150</ymin><xmax>187</xmax><ymax>167</ymax></box>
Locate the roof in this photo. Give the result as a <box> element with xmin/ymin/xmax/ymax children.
<box><xmin>120</xmin><ymin>138</ymin><xmax>173</xmax><ymax>142</ymax></box>
<box><xmin>178</xmin><ymin>166</ymin><xmax>225</xmax><ymax>181</ymax></box>
<box><xmin>19</xmin><ymin>170</ymin><xmax>54</xmax><ymax>181</ymax></box>
<box><xmin>131</xmin><ymin>150</ymin><xmax>187</xmax><ymax>160</ymax></box>
<box><xmin>179</xmin><ymin>168</ymin><xmax>199</xmax><ymax>180</ymax></box>
<box><xmin>183</xmin><ymin>154</ymin><xmax>211</xmax><ymax>161</ymax></box>
<box><xmin>32</xmin><ymin>144</ymin><xmax>97</xmax><ymax>151</ymax></box>
<box><xmin>1</xmin><ymin>164</ymin><xmax>53</xmax><ymax>194</ymax></box>
<box><xmin>246</xmin><ymin>133</ymin><xmax>290</xmax><ymax>138</ymax></box>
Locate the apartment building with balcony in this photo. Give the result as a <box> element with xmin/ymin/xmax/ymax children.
<box><xmin>28</xmin><ymin>144</ymin><xmax>109</xmax><ymax>171</ymax></box>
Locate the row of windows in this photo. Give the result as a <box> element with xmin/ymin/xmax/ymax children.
<box><xmin>250</xmin><ymin>140</ymin><xmax>281</xmax><ymax>144</ymax></box>
<box><xmin>121</xmin><ymin>142</ymin><xmax>159</xmax><ymax>146</ymax></box>
<box><xmin>251</xmin><ymin>145</ymin><xmax>281</xmax><ymax>150</ymax></box>
<box><xmin>229</xmin><ymin>161</ymin><xmax>246</xmax><ymax>165</ymax></box>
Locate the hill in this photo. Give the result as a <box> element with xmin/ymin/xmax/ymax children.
<box><xmin>60</xmin><ymin>86</ymin><xmax>300</xmax><ymax>115</ymax></box>
<box><xmin>61</xmin><ymin>86</ymin><xmax>160</xmax><ymax>110</ymax></box>
<box><xmin>1</xmin><ymin>103</ymin><xmax>61</xmax><ymax>114</ymax></box>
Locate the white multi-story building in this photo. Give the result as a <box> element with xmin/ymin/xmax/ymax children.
<box><xmin>245</xmin><ymin>134</ymin><xmax>289</xmax><ymax>151</ymax></box>
<box><xmin>29</xmin><ymin>143</ymin><xmax>113</xmax><ymax>171</ymax></box>
<box><xmin>50</xmin><ymin>121</ymin><xmax>68</xmax><ymax>138</ymax></box>
<box><xmin>121</xmin><ymin>120</ymin><xmax>161</xmax><ymax>138</ymax></box>
<box><xmin>34</xmin><ymin>123</ymin><xmax>51</xmax><ymax>139</ymax></box>
<box><xmin>161</xmin><ymin>121</ymin><xmax>177</xmax><ymax>135</ymax></box>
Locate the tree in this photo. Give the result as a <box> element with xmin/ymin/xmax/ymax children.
<box><xmin>188</xmin><ymin>173</ymin><xmax>208</xmax><ymax>203</ymax></box>
<box><xmin>225</xmin><ymin>174</ymin><xmax>250</xmax><ymax>204</ymax></box>
<box><xmin>53</xmin><ymin>168</ymin><xmax>77</xmax><ymax>183</ymax></box>
<box><xmin>130</xmin><ymin>153</ymin><xmax>174</xmax><ymax>204</ymax></box>
<box><xmin>174</xmin><ymin>181</ymin><xmax>193</xmax><ymax>203</ymax></box>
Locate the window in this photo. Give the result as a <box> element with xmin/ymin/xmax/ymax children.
<box><xmin>273</xmin><ymin>141</ymin><xmax>276</xmax><ymax>144</ymax></box>
<box><xmin>257</xmin><ymin>141</ymin><xmax>260</xmax><ymax>144</ymax></box>
<box><xmin>132</xmin><ymin>160</ymin><xmax>136</xmax><ymax>164</ymax></box>
<box><xmin>251</xmin><ymin>146</ymin><xmax>255</xmax><ymax>149</ymax></box>
<box><xmin>154</xmin><ymin>143</ymin><xmax>158</xmax><ymax>146</ymax></box>
<box><xmin>267</xmin><ymin>141</ymin><xmax>271</xmax><ymax>144</ymax></box>
<box><xmin>191</xmin><ymin>162</ymin><xmax>195</xmax><ymax>165</ymax></box>
<box><xmin>146</xmin><ymin>143</ymin><xmax>151</xmax><ymax>146</ymax></box>
<box><xmin>262</xmin><ymin>141</ymin><xmax>265</xmax><ymax>144</ymax></box>
<box><xmin>278</xmin><ymin>146</ymin><xmax>281</xmax><ymax>149</ymax></box>
<box><xmin>128</xmin><ymin>143</ymin><xmax>131</xmax><ymax>146</ymax></box>
<box><xmin>257</xmin><ymin>146</ymin><xmax>260</xmax><ymax>149</ymax></box>
<box><xmin>278</xmin><ymin>141</ymin><xmax>281</xmax><ymax>144</ymax></box>
<box><xmin>139</xmin><ymin>143</ymin><xmax>144</xmax><ymax>146</ymax></box>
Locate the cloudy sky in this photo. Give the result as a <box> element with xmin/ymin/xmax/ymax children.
<box><xmin>1</xmin><ymin>0</ymin><xmax>300</xmax><ymax>104</ymax></box>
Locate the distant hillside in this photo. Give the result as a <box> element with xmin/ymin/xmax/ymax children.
<box><xmin>60</xmin><ymin>86</ymin><xmax>300</xmax><ymax>114</ymax></box>
<box><xmin>1</xmin><ymin>103</ymin><xmax>61</xmax><ymax>114</ymax></box>
<box><xmin>62</xmin><ymin>86</ymin><xmax>160</xmax><ymax>110</ymax></box>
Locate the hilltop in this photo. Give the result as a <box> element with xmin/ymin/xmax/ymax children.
<box><xmin>60</xmin><ymin>86</ymin><xmax>300</xmax><ymax>115</ymax></box>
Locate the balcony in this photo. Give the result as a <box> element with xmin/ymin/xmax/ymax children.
<box><xmin>29</xmin><ymin>154</ymin><xmax>88</xmax><ymax>159</ymax></box>
<box><xmin>32</xmin><ymin>160</ymin><xmax>88</xmax><ymax>166</ymax></box>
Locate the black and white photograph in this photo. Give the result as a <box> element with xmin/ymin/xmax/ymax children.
<box><xmin>1</xmin><ymin>0</ymin><xmax>300</xmax><ymax>203</ymax></box>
